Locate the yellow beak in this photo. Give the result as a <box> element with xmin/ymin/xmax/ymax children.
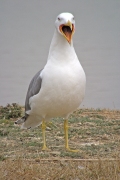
<box><xmin>59</xmin><ymin>20</ymin><xmax>74</xmax><ymax>44</ymax></box>
<box><xmin>65</xmin><ymin>20</ymin><xmax>73</xmax><ymax>31</ymax></box>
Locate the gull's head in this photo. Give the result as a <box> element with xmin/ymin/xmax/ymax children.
<box><xmin>55</xmin><ymin>12</ymin><xmax>75</xmax><ymax>44</ymax></box>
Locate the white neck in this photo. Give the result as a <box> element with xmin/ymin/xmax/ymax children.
<box><xmin>47</xmin><ymin>29</ymin><xmax>77</xmax><ymax>63</ymax></box>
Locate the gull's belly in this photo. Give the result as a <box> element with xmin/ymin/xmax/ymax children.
<box><xmin>30</xmin><ymin>64</ymin><xmax>86</xmax><ymax>118</ymax></box>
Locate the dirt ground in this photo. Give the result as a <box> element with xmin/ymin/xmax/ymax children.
<box><xmin>0</xmin><ymin>105</ymin><xmax>120</xmax><ymax>179</ymax></box>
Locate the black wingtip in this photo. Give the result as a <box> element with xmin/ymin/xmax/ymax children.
<box><xmin>14</xmin><ymin>116</ymin><xmax>26</xmax><ymax>125</ymax></box>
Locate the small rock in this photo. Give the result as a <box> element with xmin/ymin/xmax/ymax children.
<box><xmin>50</xmin><ymin>151</ymin><xmax>60</xmax><ymax>155</ymax></box>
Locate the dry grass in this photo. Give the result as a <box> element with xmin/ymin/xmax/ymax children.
<box><xmin>0</xmin><ymin>105</ymin><xmax>120</xmax><ymax>179</ymax></box>
<box><xmin>0</xmin><ymin>159</ymin><xmax>120</xmax><ymax>180</ymax></box>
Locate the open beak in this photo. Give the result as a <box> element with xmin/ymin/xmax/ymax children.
<box><xmin>59</xmin><ymin>20</ymin><xmax>75</xmax><ymax>44</ymax></box>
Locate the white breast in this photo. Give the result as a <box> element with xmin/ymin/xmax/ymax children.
<box><xmin>30</xmin><ymin>58</ymin><xmax>86</xmax><ymax>119</ymax></box>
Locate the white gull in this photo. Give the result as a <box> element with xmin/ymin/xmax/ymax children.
<box><xmin>15</xmin><ymin>12</ymin><xmax>86</xmax><ymax>152</ymax></box>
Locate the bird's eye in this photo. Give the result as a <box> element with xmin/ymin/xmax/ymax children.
<box><xmin>58</xmin><ymin>17</ymin><xmax>61</xmax><ymax>21</ymax></box>
<box><xmin>73</xmin><ymin>17</ymin><xmax>75</xmax><ymax>20</ymax></box>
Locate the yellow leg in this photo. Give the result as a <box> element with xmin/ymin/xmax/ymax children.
<box><xmin>41</xmin><ymin>119</ymin><xmax>49</xmax><ymax>151</ymax></box>
<box><xmin>64</xmin><ymin>119</ymin><xmax>79</xmax><ymax>152</ymax></box>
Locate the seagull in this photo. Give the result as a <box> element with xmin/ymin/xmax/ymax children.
<box><xmin>15</xmin><ymin>12</ymin><xmax>86</xmax><ymax>152</ymax></box>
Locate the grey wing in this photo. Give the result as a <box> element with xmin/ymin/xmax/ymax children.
<box><xmin>14</xmin><ymin>69</ymin><xmax>43</xmax><ymax>125</ymax></box>
<box><xmin>25</xmin><ymin>69</ymin><xmax>43</xmax><ymax>113</ymax></box>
